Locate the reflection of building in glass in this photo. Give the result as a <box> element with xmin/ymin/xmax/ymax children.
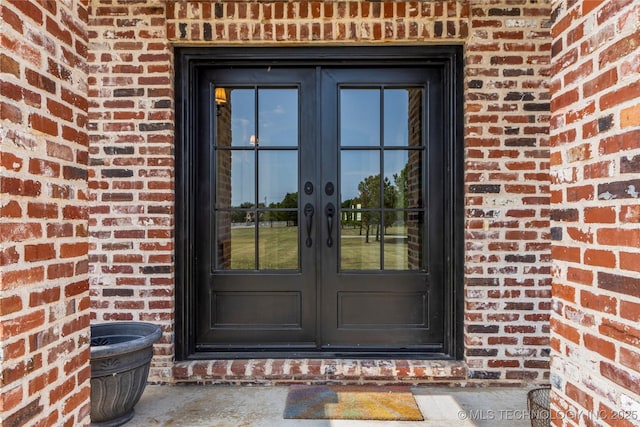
<box><xmin>342</xmin><ymin>204</ymin><xmax>362</xmax><ymax>222</ymax></box>
<box><xmin>407</xmin><ymin>88</ymin><xmax>423</xmax><ymax>271</ymax></box>
<box><xmin>216</xmin><ymin>88</ymin><xmax>232</xmax><ymax>269</ymax></box>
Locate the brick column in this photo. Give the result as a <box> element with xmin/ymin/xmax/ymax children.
<box><xmin>464</xmin><ymin>1</ymin><xmax>552</xmax><ymax>382</ymax></box>
<box><xmin>1</xmin><ymin>0</ymin><xmax>91</xmax><ymax>425</ymax></box>
<box><xmin>550</xmin><ymin>0</ymin><xmax>640</xmax><ymax>424</ymax></box>
<box><xmin>87</xmin><ymin>0</ymin><xmax>174</xmax><ymax>381</ymax></box>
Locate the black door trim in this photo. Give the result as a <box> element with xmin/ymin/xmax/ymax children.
<box><xmin>175</xmin><ymin>46</ymin><xmax>464</xmax><ymax>361</ymax></box>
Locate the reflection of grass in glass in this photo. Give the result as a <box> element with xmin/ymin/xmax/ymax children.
<box><xmin>259</xmin><ymin>225</ymin><xmax>299</xmax><ymax>269</ymax></box>
<box><xmin>230</xmin><ymin>226</ymin><xmax>299</xmax><ymax>270</ymax></box>
<box><xmin>230</xmin><ymin>227</ymin><xmax>256</xmax><ymax>269</ymax></box>
<box><xmin>339</xmin><ymin>225</ymin><xmax>408</xmax><ymax>270</ymax></box>
<box><xmin>230</xmin><ymin>224</ymin><xmax>409</xmax><ymax>270</ymax></box>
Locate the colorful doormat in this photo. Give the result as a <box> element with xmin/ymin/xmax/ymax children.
<box><xmin>283</xmin><ymin>384</ymin><xmax>424</xmax><ymax>421</ymax></box>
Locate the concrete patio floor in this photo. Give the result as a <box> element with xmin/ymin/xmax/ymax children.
<box><xmin>125</xmin><ymin>385</ymin><xmax>537</xmax><ymax>427</ymax></box>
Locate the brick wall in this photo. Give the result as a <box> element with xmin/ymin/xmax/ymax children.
<box><xmin>83</xmin><ymin>0</ymin><xmax>553</xmax><ymax>384</ymax></box>
<box><xmin>5</xmin><ymin>0</ymin><xmax>639</xmax><ymax>423</ymax></box>
<box><xmin>0</xmin><ymin>0</ymin><xmax>91</xmax><ymax>425</ymax></box>
<box><xmin>549</xmin><ymin>0</ymin><xmax>640</xmax><ymax>425</ymax></box>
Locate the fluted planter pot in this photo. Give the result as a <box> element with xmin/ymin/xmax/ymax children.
<box><xmin>90</xmin><ymin>322</ymin><xmax>162</xmax><ymax>427</ymax></box>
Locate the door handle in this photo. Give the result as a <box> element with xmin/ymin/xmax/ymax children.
<box><xmin>304</xmin><ymin>203</ymin><xmax>314</xmax><ymax>248</ymax></box>
<box><xmin>325</xmin><ymin>203</ymin><xmax>335</xmax><ymax>247</ymax></box>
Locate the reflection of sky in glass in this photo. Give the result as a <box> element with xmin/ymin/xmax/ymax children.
<box><xmin>230</xmin><ymin>89</ymin><xmax>255</xmax><ymax>147</ymax></box>
<box><xmin>384</xmin><ymin>150</ymin><xmax>408</xmax><ymax>183</ymax></box>
<box><xmin>229</xmin><ymin>151</ymin><xmax>255</xmax><ymax>206</ymax></box>
<box><xmin>341</xmin><ymin>150</ymin><xmax>379</xmax><ymax>203</ymax></box>
<box><xmin>384</xmin><ymin>90</ymin><xmax>409</xmax><ymax>146</ymax></box>
<box><xmin>259</xmin><ymin>151</ymin><xmax>298</xmax><ymax>206</ymax></box>
<box><xmin>258</xmin><ymin>89</ymin><xmax>298</xmax><ymax>147</ymax></box>
<box><xmin>230</xmin><ymin>150</ymin><xmax>299</xmax><ymax>206</ymax></box>
<box><xmin>340</xmin><ymin>89</ymin><xmax>380</xmax><ymax>146</ymax></box>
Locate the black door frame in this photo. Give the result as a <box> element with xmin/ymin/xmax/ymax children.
<box><xmin>175</xmin><ymin>46</ymin><xmax>464</xmax><ymax>361</ymax></box>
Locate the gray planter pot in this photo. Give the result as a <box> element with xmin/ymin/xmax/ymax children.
<box><xmin>90</xmin><ymin>322</ymin><xmax>162</xmax><ymax>427</ymax></box>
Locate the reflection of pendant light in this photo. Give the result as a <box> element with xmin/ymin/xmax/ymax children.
<box><xmin>249</xmin><ymin>135</ymin><xmax>258</xmax><ymax>146</ymax></box>
<box><xmin>215</xmin><ymin>87</ymin><xmax>227</xmax><ymax>105</ymax></box>
<box><xmin>215</xmin><ymin>88</ymin><xmax>226</xmax><ymax>116</ymax></box>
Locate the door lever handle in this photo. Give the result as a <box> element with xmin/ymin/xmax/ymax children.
<box><xmin>325</xmin><ymin>203</ymin><xmax>335</xmax><ymax>247</ymax></box>
<box><xmin>304</xmin><ymin>203</ymin><xmax>314</xmax><ymax>248</ymax></box>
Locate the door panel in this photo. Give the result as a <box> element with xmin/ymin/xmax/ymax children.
<box><xmin>320</xmin><ymin>68</ymin><xmax>444</xmax><ymax>349</ymax></box>
<box><xmin>195</xmin><ymin>68</ymin><xmax>317</xmax><ymax>348</ymax></box>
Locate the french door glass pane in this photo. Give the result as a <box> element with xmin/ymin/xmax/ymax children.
<box><xmin>406</xmin><ymin>211</ymin><xmax>425</xmax><ymax>270</ymax></box>
<box><xmin>384</xmin><ymin>150</ymin><xmax>408</xmax><ymax>209</ymax></box>
<box><xmin>384</xmin><ymin>89</ymin><xmax>409</xmax><ymax>147</ymax></box>
<box><xmin>258</xmin><ymin>89</ymin><xmax>298</xmax><ymax>147</ymax></box>
<box><xmin>229</xmin><ymin>89</ymin><xmax>255</xmax><ymax>147</ymax></box>
<box><xmin>340</xmin><ymin>89</ymin><xmax>380</xmax><ymax>147</ymax></box>
<box><xmin>216</xmin><ymin>150</ymin><xmax>255</xmax><ymax>209</ymax></box>
<box><xmin>340</xmin><ymin>211</ymin><xmax>381</xmax><ymax>270</ymax></box>
<box><xmin>405</xmin><ymin>150</ymin><xmax>424</xmax><ymax>209</ymax></box>
<box><xmin>216</xmin><ymin>211</ymin><xmax>256</xmax><ymax>270</ymax></box>
<box><xmin>340</xmin><ymin>150</ymin><xmax>380</xmax><ymax>207</ymax></box>
<box><xmin>258</xmin><ymin>150</ymin><xmax>298</xmax><ymax>207</ymax></box>
<box><xmin>383</xmin><ymin>88</ymin><xmax>423</xmax><ymax>147</ymax></box>
<box><xmin>383</xmin><ymin>212</ymin><xmax>410</xmax><ymax>270</ymax></box>
<box><xmin>259</xmin><ymin>215</ymin><xmax>299</xmax><ymax>269</ymax></box>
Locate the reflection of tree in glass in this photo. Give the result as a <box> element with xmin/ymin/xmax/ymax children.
<box><xmin>393</xmin><ymin>164</ymin><xmax>409</xmax><ymax>209</ymax></box>
<box><xmin>265</xmin><ymin>192</ymin><xmax>298</xmax><ymax>226</ymax></box>
<box><xmin>231</xmin><ymin>201</ymin><xmax>267</xmax><ymax>224</ymax></box>
<box><xmin>231</xmin><ymin>203</ymin><xmax>254</xmax><ymax>223</ymax></box>
<box><xmin>356</xmin><ymin>174</ymin><xmax>398</xmax><ymax>243</ymax></box>
<box><xmin>341</xmin><ymin>164</ymin><xmax>409</xmax><ymax>243</ymax></box>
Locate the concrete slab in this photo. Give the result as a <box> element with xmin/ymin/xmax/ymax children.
<box><xmin>125</xmin><ymin>385</ymin><xmax>535</xmax><ymax>427</ymax></box>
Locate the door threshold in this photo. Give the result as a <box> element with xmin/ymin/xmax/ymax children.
<box><xmin>173</xmin><ymin>358</ymin><xmax>468</xmax><ymax>385</ymax></box>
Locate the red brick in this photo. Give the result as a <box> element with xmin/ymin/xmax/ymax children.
<box><xmin>46</xmin><ymin>98</ymin><xmax>74</xmax><ymax>122</ymax></box>
<box><xmin>620</xmin><ymin>252</ymin><xmax>640</xmax><ymax>273</ymax></box>
<box><xmin>583</xmin><ymin>249</ymin><xmax>616</xmax><ymax>268</ymax></box>
<box><xmin>24</xmin><ymin>243</ymin><xmax>56</xmax><ymax>262</ymax></box>
<box><xmin>583</xmin><ymin>67</ymin><xmax>618</xmax><ymax>98</ymax></box>
<box><xmin>29</xmin><ymin>113</ymin><xmax>58</xmax><ymax>136</ymax></box>
<box><xmin>599</xmin><ymin>319</ymin><xmax>640</xmax><ymax>347</ymax></box>
<box><xmin>0</xmin><ymin>245</ymin><xmax>20</xmax><ymax>265</ymax></box>
<box><xmin>580</xmin><ymin>290</ymin><xmax>617</xmax><ymax>314</ymax></box>
<box><xmin>60</xmin><ymin>242</ymin><xmax>88</xmax><ymax>259</ymax></box>
<box><xmin>551</xmin><ymin>318</ymin><xmax>580</xmax><ymax>344</ymax></box>
<box><xmin>0</xmin><ymin>100</ymin><xmax>23</xmax><ymax>123</ymax></box>
<box><xmin>584</xmin><ymin>206</ymin><xmax>616</xmax><ymax>223</ymax></box>
<box><xmin>600</xmin><ymin>80</ymin><xmax>640</xmax><ymax>110</ymax></box>
<box><xmin>0</xmin><ymin>295</ymin><xmax>23</xmax><ymax>315</ymax></box>
<box><xmin>27</xmin><ymin>202</ymin><xmax>58</xmax><ymax>219</ymax></box>
<box><xmin>29</xmin><ymin>287</ymin><xmax>61</xmax><ymax>307</ymax></box>
<box><xmin>601</xmin><ymin>361</ymin><xmax>640</xmax><ymax>395</ymax></box>
<box><xmin>7</xmin><ymin>0</ymin><xmax>44</xmax><ymax>24</ymax></box>
<box><xmin>620</xmin><ymin>347</ymin><xmax>640</xmax><ymax>373</ymax></box>
<box><xmin>1</xmin><ymin>309</ymin><xmax>45</xmax><ymax>339</ymax></box>
<box><xmin>551</xmin><ymin>245</ymin><xmax>581</xmax><ymax>263</ymax></box>
<box><xmin>597</xmin><ymin>228</ymin><xmax>640</xmax><ymax>247</ymax></box>
<box><xmin>567</xmin><ymin>267</ymin><xmax>594</xmax><ymax>285</ymax></box>
<box><xmin>553</xmin><ymin>282</ymin><xmax>576</xmax><ymax>303</ymax></box>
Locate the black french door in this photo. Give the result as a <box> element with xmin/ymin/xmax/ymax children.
<box><xmin>176</xmin><ymin>47</ymin><xmax>463</xmax><ymax>359</ymax></box>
